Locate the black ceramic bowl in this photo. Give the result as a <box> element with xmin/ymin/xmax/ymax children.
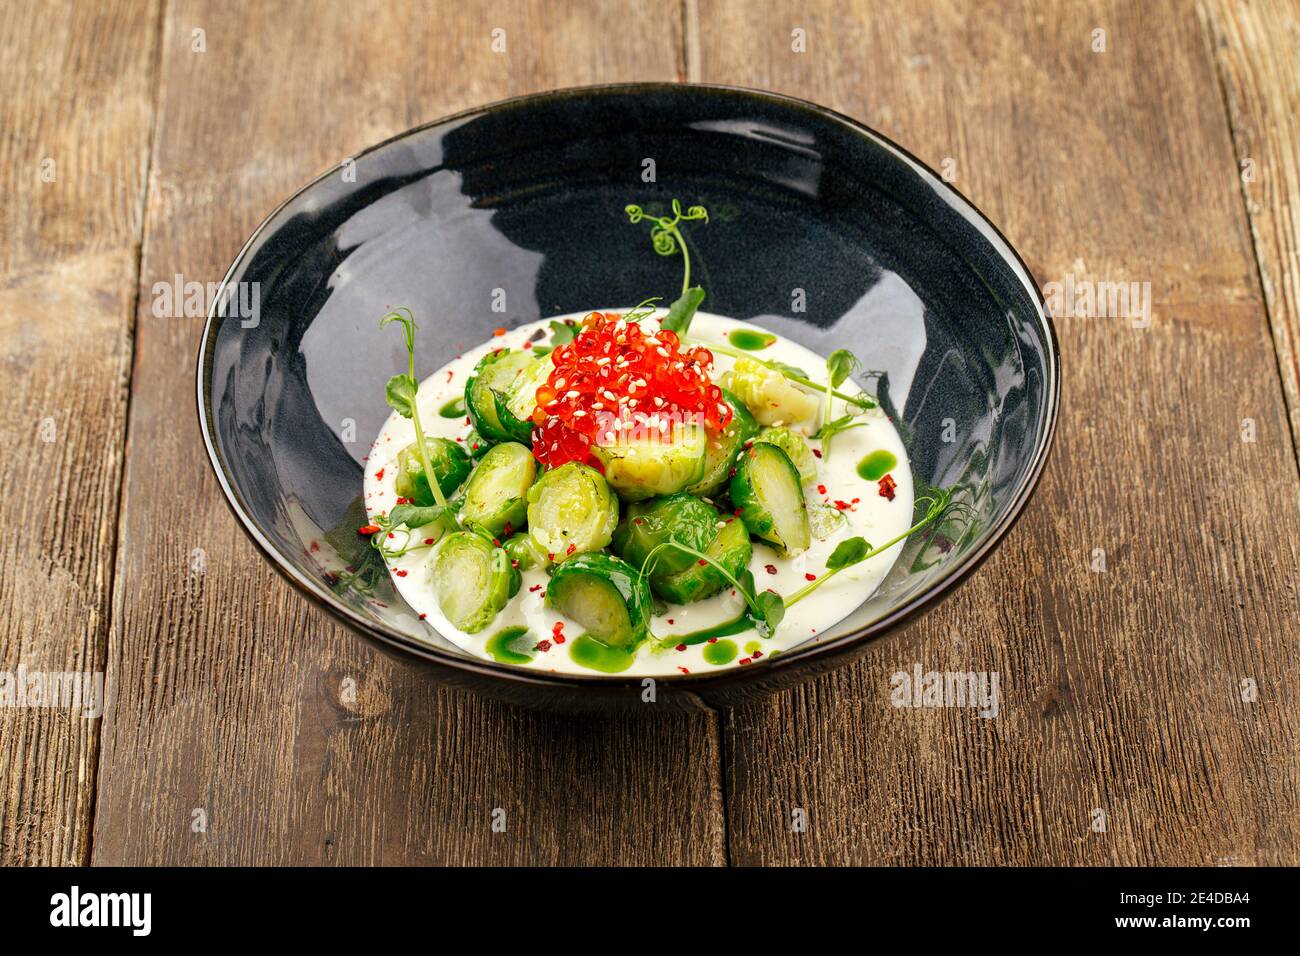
<box><xmin>197</xmin><ymin>84</ymin><xmax>1059</xmax><ymax>712</ymax></box>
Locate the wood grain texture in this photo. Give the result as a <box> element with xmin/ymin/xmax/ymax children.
<box><xmin>698</xmin><ymin>0</ymin><xmax>1300</xmax><ymax>864</ymax></box>
<box><xmin>1202</xmin><ymin>0</ymin><xmax>1300</xmax><ymax>459</ymax></box>
<box><xmin>91</xmin><ymin>0</ymin><xmax>725</xmax><ymax>865</ymax></box>
<box><xmin>0</xmin><ymin>0</ymin><xmax>160</xmax><ymax>866</ymax></box>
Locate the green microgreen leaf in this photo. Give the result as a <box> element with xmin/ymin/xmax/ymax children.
<box><xmin>548</xmin><ymin>319</ymin><xmax>576</xmax><ymax>345</ymax></box>
<box><xmin>661</xmin><ymin>286</ymin><xmax>706</xmax><ymax>336</ymax></box>
<box><xmin>385</xmin><ymin>374</ymin><xmax>418</xmax><ymax>419</ymax></box>
<box><xmin>826</xmin><ymin>536</ymin><xmax>870</xmax><ymax>569</ymax></box>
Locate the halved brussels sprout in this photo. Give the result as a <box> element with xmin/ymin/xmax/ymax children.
<box><xmin>686</xmin><ymin>389</ymin><xmax>760</xmax><ymax>497</ymax></box>
<box><xmin>591</xmin><ymin>422</ymin><xmax>707</xmax><ymax>501</ymax></box>
<box><xmin>546</xmin><ymin>552</ymin><xmax>652</xmax><ymax>649</ymax></box>
<box><xmin>654</xmin><ymin>515</ymin><xmax>753</xmax><ymax>604</ymax></box>
<box><xmin>393</xmin><ymin>437</ymin><xmax>472</xmax><ymax>506</ymax></box>
<box><xmin>465</xmin><ymin>349</ymin><xmax>535</xmax><ymax>443</ymax></box>
<box><xmin>612</xmin><ymin>492</ymin><xmax>719</xmax><ymax>578</ymax></box>
<box><xmin>430</xmin><ymin>531</ymin><xmax>520</xmax><ymax>633</ymax></box>
<box><xmin>526</xmin><ymin>461</ymin><xmax>618</xmax><ymax>561</ymax></box>
<box><xmin>503</xmin><ymin>531</ymin><xmax>548</xmax><ymax>571</ymax></box>
<box><xmin>504</xmin><ymin>352</ymin><xmax>554</xmax><ymax>423</ymax></box>
<box><xmin>755</xmin><ymin>426</ymin><xmax>817</xmax><ymax>484</ymax></box>
<box><xmin>459</xmin><ymin>442</ymin><xmax>536</xmax><ymax>536</ymax></box>
<box><xmin>730</xmin><ymin>442</ymin><xmax>811</xmax><ymax>554</ymax></box>
<box><xmin>723</xmin><ymin>356</ymin><xmax>820</xmax><ymax>427</ymax></box>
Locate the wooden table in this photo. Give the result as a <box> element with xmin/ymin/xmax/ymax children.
<box><xmin>3</xmin><ymin>0</ymin><xmax>1298</xmax><ymax>866</ymax></box>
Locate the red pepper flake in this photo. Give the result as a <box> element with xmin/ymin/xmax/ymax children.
<box><xmin>707</xmin><ymin>637</ymin><xmax>718</xmax><ymax>644</ymax></box>
<box><xmin>510</xmin><ymin>559</ymin><xmax>520</xmax><ymax>569</ymax></box>
<box><xmin>565</xmin><ymin>543</ymin><xmax>577</xmax><ymax>556</ymax></box>
<box><xmin>817</xmin><ymin>484</ymin><xmax>827</xmax><ymax>495</ymax></box>
<box><xmin>491</xmin><ymin>538</ymin><xmax>501</xmax><ymax>547</ymax></box>
<box><xmin>528</xmin><ymin>584</ymin><xmax>543</xmax><ymax>593</ymax></box>
<box><xmin>418</xmin><ymin>613</ymin><xmax>427</xmax><ymax>620</ymax></box>
<box><xmin>357</xmin><ymin>524</ymin><xmax>381</xmax><ymax>536</ymax></box>
<box><xmin>522</xmin><ymin>340</ymin><xmax>533</xmax><ymax>349</ymax></box>
<box><xmin>446</xmin><ymin>370</ymin><xmax>454</xmax><ymax>383</ymax></box>
<box><xmin>424</xmin><ymin>538</ymin><xmax>434</xmax><ymax>545</ymax></box>
<box><xmin>534</xmin><ymin>639</ymin><xmax>552</xmax><ymax>652</ymax></box>
<box><xmin>751</xmin><ymin>650</ymin><xmax>763</xmax><ymax>659</ymax></box>
<box><xmin>734</xmin><ymin>507</ymin><xmax>743</xmax><ymax>516</ymax></box>
<box><xmin>375</xmin><ymin>468</ymin><xmax>385</xmax><ymax>480</ymax></box>
<box><xmin>547</xmin><ymin>553</ymin><xmax>556</xmax><ymax>561</ymax></box>
<box><xmin>764</xmin><ymin>564</ymin><xmax>778</xmax><ymax>575</ymax></box>
<box><xmin>395</xmin><ymin>496</ymin><xmax>411</xmax><ymax>505</ymax></box>
<box><xmin>739</xmin><ymin>657</ymin><xmax>752</xmax><ymax>666</ymax></box>
<box><xmin>878</xmin><ymin>473</ymin><xmax>897</xmax><ymax>501</ymax></box>
<box><xmin>677</xmin><ymin>666</ymin><xmax>690</xmax><ymax>674</ymax></box>
<box><xmin>675</xmin><ymin>643</ymin><xmax>687</xmax><ymax>652</ymax></box>
<box><xmin>395</xmin><ymin>569</ymin><xmax>408</xmax><ymax>577</ymax></box>
<box><xmin>633</xmin><ymin>518</ymin><xmax>644</xmax><ymax>525</ymax></box>
<box><xmin>471</xmin><ymin>443</ymin><xmax>480</xmax><ymax>451</ymax></box>
<box><xmin>667</xmin><ymin>619</ymin><xmax>674</xmax><ymax>625</ymax></box>
<box><xmin>697</xmin><ymin>558</ymin><xmax>708</xmax><ymax>566</ymax></box>
<box><xmin>309</xmin><ymin>541</ymin><xmax>320</xmax><ymax>552</ymax></box>
<box><xmin>833</xmin><ymin>500</ymin><xmax>854</xmax><ymax>511</ymax></box>
<box><xmin>804</xmin><ymin>572</ymin><xmax>817</xmax><ymax>581</ymax></box>
<box><xmin>812</xmin><ymin>448</ymin><xmax>823</xmax><ymax>459</ymax></box>
<box><xmin>493</xmin><ymin>327</ymin><xmax>507</xmax><ymax>337</ymax></box>
<box><xmin>503</xmin><ymin>523</ymin><xmax>513</xmax><ymax>536</ymax></box>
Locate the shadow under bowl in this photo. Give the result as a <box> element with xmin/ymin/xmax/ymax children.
<box><xmin>197</xmin><ymin>83</ymin><xmax>1059</xmax><ymax>713</ymax></box>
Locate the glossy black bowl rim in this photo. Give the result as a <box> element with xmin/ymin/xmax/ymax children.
<box><xmin>196</xmin><ymin>81</ymin><xmax>1061</xmax><ymax>694</ymax></box>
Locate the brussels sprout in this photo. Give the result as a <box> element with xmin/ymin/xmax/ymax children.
<box><xmin>591</xmin><ymin>423</ymin><xmax>707</xmax><ymax>501</ymax></box>
<box><xmin>755</xmin><ymin>426</ymin><xmax>817</xmax><ymax>484</ymax></box>
<box><xmin>686</xmin><ymin>389</ymin><xmax>760</xmax><ymax>497</ymax></box>
<box><xmin>653</xmin><ymin>515</ymin><xmax>753</xmax><ymax>604</ymax></box>
<box><xmin>503</xmin><ymin>352</ymin><xmax>555</xmax><ymax>423</ymax></box>
<box><xmin>612</xmin><ymin>492</ymin><xmax>719</xmax><ymax>578</ymax></box>
<box><xmin>546</xmin><ymin>552</ymin><xmax>652</xmax><ymax>649</ymax></box>
<box><xmin>723</xmin><ymin>356</ymin><xmax>820</xmax><ymax>427</ymax></box>
<box><xmin>465</xmin><ymin>349</ymin><xmax>535</xmax><ymax>443</ymax></box>
<box><xmin>430</xmin><ymin>531</ymin><xmax>519</xmax><ymax>632</ymax></box>
<box><xmin>526</xmin><ymin>461</ymin><xmax>618</xmax><ymax>561</ymax></box>
<box><xmin>502</xmin><ymin>532</ymin><xmax>548</xmax><ymax>571</ymax></box>
<box><xmin>393</xmin><ymin>437</ymin><xmax>472</xmax><ymax>506</ymax></box>
<box><xmin>459</xmin><ymin>442</ymin><xmax>536</xmax><ymax>536</ymax></box>
<box><xmin>730</xmin><ymin>442</ymin><xmax>811</xmax><ymax>554</ymax></box>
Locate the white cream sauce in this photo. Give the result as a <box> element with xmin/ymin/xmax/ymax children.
<box><xmin>364</xmin><ymin>310</ymin><xmax>913</xmax><ymax>676</ymax></box>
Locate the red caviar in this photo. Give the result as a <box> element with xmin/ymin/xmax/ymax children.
<box><xmin>530</xmin><ymin>311</ymin><xmax>731</xmax><ymax>469</ymax></box>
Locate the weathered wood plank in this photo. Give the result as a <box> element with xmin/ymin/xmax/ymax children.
<box><xmin>699</xmin><ymin>0</ymin><xmax>1300</xmax><ymax>864</ymax></box>
<box><xmin>1202</xmin><ymin>0</ymin><xmax>1300</xmax><ymax>460</ymax></box>
<box><xmin>92</xmin><ymin>0</ymin><xmax>724</xmax><ymax>865</ymax></box>
<box><xmin>0</xmin><ymin>0</ymin><xmax>160</xmax><ymax>866</ymax></box>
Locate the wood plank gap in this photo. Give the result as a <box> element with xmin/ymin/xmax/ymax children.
<box><xmin>681</xmin><ymin>0</ymin><xmax>701</xmax><ymax>83</ymax></box>
<box><xmin>85</xmin><ymin>0</ymin><xmax>169</xmax><ymax>865</ymax></box>
<box><xmin>1196</xmin><ymin>0</ymin><xmax>1300</xmax><ymax>484</ymax></box>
